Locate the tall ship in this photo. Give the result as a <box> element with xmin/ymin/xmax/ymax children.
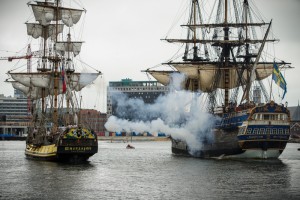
<box><xmin>145</xmin><ymin>0</ymin><xmax>291</xmax><ymax>158</ymax></box>
<box><xmin>5</xmin><ymin>0</ymin><xmax>101</xmax><ymax>162</ymax></box>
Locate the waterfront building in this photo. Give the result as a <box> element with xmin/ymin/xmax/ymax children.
<box><xmin>0</xmin><ymin>91</ymin><xmax>107</xmax><ymax>137</ymax></box>
<box><xmin>107</xmin><ymin>78</ymin><xmax>168</xmax><ymax>118</ymax></box>
<box><xmin>289</xmin><ymin>104</ymin><xmax>300</xmax><ymax>138</ymax></box>
<box><xmin>79</xmin><ymin>109</ymin><xmax>107</xmax><ymax>134</ymax></box>
<box><xmin>0</xmin><ymin>93</ymin><xmax>31</xmax><ymax>136</ymax></box>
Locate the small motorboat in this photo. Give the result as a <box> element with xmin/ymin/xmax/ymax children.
<box><xmin>126</xmin><ymin>144</ymin><xmax>135</xmax><ymax>149</ymax></box>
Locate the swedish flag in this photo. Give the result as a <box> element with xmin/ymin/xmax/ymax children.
<box><xmin>272</xmin><ymin>63</ymin><xmax>287</xmax><ymax>99</ymax></box>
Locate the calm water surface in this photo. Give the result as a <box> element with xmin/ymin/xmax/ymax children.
<box><xmin>0</xmin><ymin>141</ymin><xmax>299</xmax><ymax>200</ymax></box>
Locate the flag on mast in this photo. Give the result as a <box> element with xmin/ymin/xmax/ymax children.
<box><xmin>272</xmin><ymin>63</ymin><xmax>287</xmax><ymax>99</ymax></box>
<box><xmin>61</xmin><ymin>65</ymin><xmax>67</xmax><ymax>93</ymax></box>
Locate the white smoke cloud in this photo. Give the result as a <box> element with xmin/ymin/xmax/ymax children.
<box><xmin>104</xmin><ymin>74</ymin><xmax>217</xmax><ymax>154</ymax></box>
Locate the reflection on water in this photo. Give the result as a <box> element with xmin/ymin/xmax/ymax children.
<box><xmin>0</xmin><ymin>141</ymin><xmax>299</xmax><ymax>200</ymax></box>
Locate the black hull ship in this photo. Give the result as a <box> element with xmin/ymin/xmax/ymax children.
<box><xmin>6</xmin><ymin>0</ymin><xmax>101</xmax><ymax>162</ymax></box>
<box><xmin>25</xmin><ymin>126</ymin><xmax>98</xmax><ymax>162</ymax></box>
<box><xmin>145</xmin><ymin>0</ymin><xmax>291</xmax><ymax>159</ymax></box>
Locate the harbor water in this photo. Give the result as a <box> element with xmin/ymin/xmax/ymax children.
<box><xmin>0</xmin><ymin>141</ymin><xmax>299</xmax><ymax>200</ymax></box>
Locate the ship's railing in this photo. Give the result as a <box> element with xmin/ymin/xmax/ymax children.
<box><xmin>60</xmin><ymin>138</ymin><xmax>97</xmax><ymax>146</ymax></box>
<box><xmin>248</xmin><ymin>120</ymin><xmax>290</xmax><ymax>126</ymax></box>
<box><xmin>239</xmin><ymin>125</ymin><xmax>290</xmax><ymax>135</ymax></box>
<box><xmin>251</xmin><ymin>113</ymin><xmax>289</xmax><ymax>121</ymax></box>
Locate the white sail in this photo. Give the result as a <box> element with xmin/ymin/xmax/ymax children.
<box><xmin>55</xmin><ymin>42</ymin><xmax>83</xmax><ymax>56</ymax></box>
<box><xmin>31</xmin><ymin>4</ymin><xmax>55</xmax><ymax>26</ymax></box>
<box><xmin>69</xmin><ymin>73</ymin><xmax>99</xmax><ymax>91</ymax></box>
<box><xmin>31</xmin><ymin>4</ymin><xmax>84</xmax><ymax>27</ymax></box>
<box><xmin>146</xmin><ymin>71</ymin><xmax>174</xmax><ymax>86</ymax></box>
<box><xmin>12</xmin><ymin>82</ymin><xmax>30</xmax><ymax>94</ymax></box>
<box><xmin>10</xmin><ymin>73</ymin><xmax>32</xmax><ymax>87</ymax></box>
<box><xmin>172</xmin><ymin>63</ymin><xmax>273</xmax><ymax>92</ymax></box>
<box><xmin>9</xmin><ymin>72</ymin><xmax>99</xmax><ymax>92</ymax></box>
<box><xmin>11</xmin><ymin>81</ymin><xmax>50</xmax><ymax>100</ymax></box>
<box><xmin>8</xmin><ymin>2</ymin><xmax>100</xmax><ymax>104</ymax></box>
<box><xmin>26</xmin><ymin>23</ymin><xmax>64</xmax><ymax>40</ymax></box>
<box><xmin>31</xmin><ymin>74</ymin><xmax>51</xmax><ymax>88</ymax></box>
<box><xmin>61</xmin><ymin>8</ymin><xmax>83</xmax><ymax>27</ymax></box>
<box><xmin>10</xmin><ymin>73</ymin><xmax>50</xmax><ymax>88</ymax></box>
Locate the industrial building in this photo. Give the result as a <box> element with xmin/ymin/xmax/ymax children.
<box><xmin>107</xmin><ymin>78</ymin><xmax>168</xmax><ymax>119</ymax></box>
<box><xmin>289</xmin><ymin>104</ymin><xmax>300</xmax><ymax>139</ymax></box>
<box><xmin>0</xmin><ymin>93</ymin><xmax>31</xmax><ymax>136</ymax></box>
<box><xmin>79</xmin><ymin>109</ymin><xmax>107</xmax><ymax>134</ymax></box>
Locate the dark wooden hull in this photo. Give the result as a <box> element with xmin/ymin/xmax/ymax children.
<box><xmin>171</xmin><ymin>131</ymin><xmax>288</xmax><ymax>159</ymax></box>
<box><xmin>25</xmin><ymin>138</ymin><xmax>98</xmax><ymax>163</ymax></box>
<box><xmin>56</xmin><ymin>141</ymin><xmax>98</xmax><ymax>163</ymax></box>
<box><xmin>171</xmin><ymin>130</ymin><xmax>244</xmax><ymax>158</ymax></box>
<box><xmin>172</xmin><ymin>102</ymin><xmax>291</xmax><ymax>159</ymax></box>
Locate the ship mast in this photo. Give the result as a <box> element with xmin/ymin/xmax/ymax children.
<box><xmin>145</xmin><ymin>0</ymin><xmax>291</xmax><ymax>112</ymax></box>
<box><xmin>53</xmin><ymin>0</ymin><xmax>60</xmax><ymax>132</ymax></box>
<box><xmin>223</xmin><ymin>0</ymin><xmax>230</xmax><ymax>107</ymax></box>
<box><xmin>7</xmin><ymin>0</ymin><xmax>101</xmax><ymax>132</ymax></box>
<box><xmin>244</xmin><ymin>0</ymin><xmax>250</xmax><ymax>103</ymax></box>
<box><xmin>65</xmin><ymin>32</ymin><xmax>72</xmax><ymax>126</ymax></box>
<box><xmin>192</xmin><ymin>0</ymin><xmax>198</xmax><ymax>60</ymax></box>
<box><xmin>26</xmin><ymin>45</ymin><xmax>32</xmax><ymax>115</ymax></box>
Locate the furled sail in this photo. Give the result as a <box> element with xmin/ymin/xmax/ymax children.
<box><xmin>9</xmin><ymin>72</ymin><xmax>99</xmax><ymax>92</ymax></box>
<box><xmin>26</xmin><ymin>23</ymin><xmax>64</xmax><ymax>40</ymax></box>
<box><xmin>30</xmin><ymin>4</ymin><xmax>84</xmax><ymax>27</ymax></box>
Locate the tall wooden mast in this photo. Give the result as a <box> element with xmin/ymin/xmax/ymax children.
<box><xmin>223</xmin><ymin>0</ymin><xmax>230</xmax><ymax>107</ymax></box>
<box><xmin>244</xmin><ymin>0</ymin><xmax>250</xmax><ymax>102</ymax></box>
<box><xmin>53</xmin><ymin>0</ymin><xmax>60</xmax><ymax>132</ymax></box>
<box><xmin>193</xmin><ymin>0</ymin><xmax>197</xmax><ymax>60</ymax></box>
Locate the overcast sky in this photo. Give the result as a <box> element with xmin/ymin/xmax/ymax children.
<box><xmin>0</xmin><ymin>0</ymin><xmax>299</xmax><ymax>112</ymax></box>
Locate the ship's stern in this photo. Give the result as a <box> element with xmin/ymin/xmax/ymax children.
<box><xmin>237</xmin><ymin>101</ymin><xmax>290</xmax><ymax>159</ymax></box>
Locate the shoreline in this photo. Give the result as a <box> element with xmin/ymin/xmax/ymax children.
<box><xmin>1</xmin><ymin>136</ymin><xmax>298</xmax><ymax>143</ymax></box>
<box><xmin>97</xmin><ymin>136</ymin><xmax>170</xmax><ymax>142</ymax></box>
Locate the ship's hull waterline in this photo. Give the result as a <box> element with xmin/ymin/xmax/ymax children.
<box><xmin>171</xmin><ymin>102</ymin><xmax>291</xmax><ymax>159</ymax></box>
<box><xmin>171</xmin><ymin>131</ymin><xmax>288</xmax><ymax>159</ymax></box>
<box><xmin>25</xmin><ymin>127</ymin><xmax>98</xmax><ymax>163</ymax></box>
<box><xmin>25</xmin><ymin>142</ymin><xmax>98</xmax><ymax>162</ymax></box>
<box><xmin>171</xmin><ymin>136</ymin><xmax>288</xmax><ymax>159</ymax></box>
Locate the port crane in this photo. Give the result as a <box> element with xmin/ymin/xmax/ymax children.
<box><xmin>0</xmin><ymin>44</ymin><xmax>38</xmax><ymax>114</ymax></box>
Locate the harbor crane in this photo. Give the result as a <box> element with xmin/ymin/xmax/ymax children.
<box><xmin>0</xmin><ymin>44</ymin><xmax>37</xmax><ymax>114</ymax></box>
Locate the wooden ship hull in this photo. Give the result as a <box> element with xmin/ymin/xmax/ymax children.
<box><xmin>25</xmin><ymin>127</ymin><xmax>98</xmax><ymax>162</ymax></box>
<box><xmin>171</xmin><ymin>102</ymin><xmax>290</xmax><ymax>159</ymax></box>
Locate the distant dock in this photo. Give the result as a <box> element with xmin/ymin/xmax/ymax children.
<box><xmin>98</xmin><ymin>136</ymin><xmax>170</xmax><ymax>142</ymax></box>
<box><xmin>0</xmin><ymin>135</ymin><xmax>26</xmax><ymax>141</ymax></box>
